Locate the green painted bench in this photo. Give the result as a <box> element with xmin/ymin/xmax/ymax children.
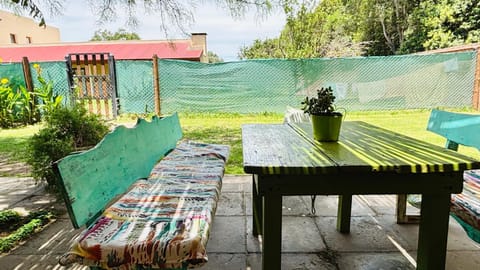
<box><xmin>53</xmin><ymin>113</ymin><xmax>230</xmax><ymax>269</ymax></box>
<box><xmin>397</xmin><ymin>109</ymin><xmax>480</xmax><ymax>243</ymax></box>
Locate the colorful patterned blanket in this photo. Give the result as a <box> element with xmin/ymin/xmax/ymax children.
<box><xmin>58</xmin><ymin>141</ymin><xmax>230</xmax><ymax>270</ymax></box>
<box><xmin>450</xmin><ymin>169</ymin><xmax>480</xmax><ymax>243</ymax></box>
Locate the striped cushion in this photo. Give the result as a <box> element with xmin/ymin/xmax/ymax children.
<box><xmin>451</xmin><ymin>170</ymin><xmax>480</xmax><ymax>234</ymax></box>
<box><xmin>58</xmin><ymin>141</ymin><xmax>229</xmax><ymax>269</ymax></box>
<box><xmin>407</xmin><ymin>169</ymin><xmax>480</xmax><ymax>243</ymax></box>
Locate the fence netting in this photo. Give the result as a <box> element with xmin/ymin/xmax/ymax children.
<box><xmin>34</xmin><ymin>61</ymin><xmax>70</xmax><ymax>100</ymax></box>
<box><xmin>158</xmin><ymin>51</ymin><xmax>477</xmax><ymax>114</ymax></box>
<box><xmin>115</xmin><ymin>60</ymin><xmax>155</xmax><ymax>115</ymax></box>
<box><xmin>1</xmin><ymin>51</ymin><xmax>478</xmax><ymax>115</ymax></box>
<box><xmin>0</xmin><ymin>62</ymin><xmax>25</xmax><ymax>89</ymax></box>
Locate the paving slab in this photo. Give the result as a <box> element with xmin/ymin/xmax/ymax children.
<box><xmin>0</xmin><ymin>175</ymin><xmax>479</xmax><ymax>270</ymax></box>
<box><xmin>337</xmin><ymin>253</ymin><xmax>416</xmax><ymax>270</ymax></box>
<box><xmin>216</xmin><ymin>192</ymin><xmax>245</xmax><ymax>216</ymax></box>
<box><xmin>308</xmin><ymin>195</ymin><xmax>376</xmax><ymax>217</ymax></box>
<box><xmin>248</xmin><ymin>253</ymin><xmax>337</xmax><ymax>270</ymax></box>
<box><xmin>200</xmin><ymin>254</ymin><xmax>247</xmax><ymax>270</ymax></box>
<box><xmin>0</xmin><ymin>177</ymin><xmax>47</xmax><ymax>213</ymax></box>
<box><xmin>207</xmin><ymin>216</ymin><xmax>246</xmax><ymax>253</ymax></box>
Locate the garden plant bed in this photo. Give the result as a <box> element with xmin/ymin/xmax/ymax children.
<box><xmin>0</xmin><ymin>209</ymin><xmax>56</xmax><ymax>253</ymax></box>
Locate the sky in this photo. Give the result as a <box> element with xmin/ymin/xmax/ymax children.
<box><xmin>45</xmin><ymin>1</ymin><xmax>286</xmax><ymax>61</ymax></box>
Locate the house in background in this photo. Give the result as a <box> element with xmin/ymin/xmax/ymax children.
<box><xmin>0</xmin><ymin>10</ymin><xmax>60</xmax><ymax>45</ymax></box>
<box><xmin>0</xmin><ymin>33</ymin><xmax>208</xmax><ymax>63</ymax></box>
<box><xmin>0</xmin><ymin>9</ymin><xmax>208</xmax><ymax>63</ymax></box>
<box><xmin>0</xmin><ymin>8</ymin><xmax>209</xmax><ymax>119</ymax></box>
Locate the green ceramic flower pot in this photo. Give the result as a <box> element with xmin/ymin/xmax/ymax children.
<box><xmin>311</xmin><ymin>114</ymin><xmax>343</xmax><ymax>141</ymax></box>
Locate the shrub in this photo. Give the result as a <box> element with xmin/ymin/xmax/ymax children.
<box><xmin>0</xmin><ymin>78</ymin><xmax>38</xmax><ymax>128</ymax></box>
<box><xmin>0</xmin><ymin>209</ymin><xmax>55</xmax><ymax>253</ymax></box>
<box><xmin>0</xmin><ymin>210</ymin><xmax>21</xmax><ymax>231</ymax></box>
<box><xmin>32</xmin><ymin>63</ymin><xmax>63</xmax><ymax>116</ymax></box>
<box><xmin>27</xmin><ymin>105</ymin><xmax>110</xmax><ymax>189</ymax></box>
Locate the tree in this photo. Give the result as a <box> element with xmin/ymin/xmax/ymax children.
<box><xmin>0</xmin><ymin>0</ymin><xmax>63</xmax><ymax>26</ymax></box>
<box><xmin>1</xmin><ymin>0</ymin><xmax>289</xmax><ymax>32</ymax></box>
<box><xmin>354</xmin><ymin>0</ymin><xmax>421</xmax><ymax>55</ymax></box>
<box><xmin>207</xmin><ymin>51</ymin><xmax>223</xmax><ymax>63</ymax></box>
<box><xmin>400</xmin><ymin>0</ymin><xmax>480</xmax><ymax>54</ymax></box>
<box><xmin>239</xmin><ymin>38</ymin><xmax>284</xmax><ymax>59</ymax></box>
<box><xmin>241</xmin><ymin>0</ymin><xmax>480</xmax><ymax>58</ymax></box>
<box><xmin>240</xmin><ymin>0</ymin><xmax>365</xmax><ymax>59</ymax></box>
<box><xmin>90</xmin><ymin>29</ymin><xmax>141</xmax><ymax>41</ymax></box>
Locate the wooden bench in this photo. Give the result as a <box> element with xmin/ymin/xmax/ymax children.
<box><xmin>53</xmin><ymin>113</ymin><xmax>230</xmax><ymax>269</ymax></box>
<box><xmin>397</xmin><ymin>109</ymin><xmax>480</xmax><ymax>243</ymax></box>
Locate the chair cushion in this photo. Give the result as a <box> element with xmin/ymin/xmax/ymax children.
<box><xmin>450</xmin><ymin>170</ymin><xmax>480</xmax><ymax>231</ymax></box>
<box><xmin>58</xmin><ymin>141</ymin><xmax>229</xmax><ymax>269</ymax></box>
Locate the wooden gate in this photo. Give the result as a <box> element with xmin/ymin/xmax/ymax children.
<box><xmin>66</xmin><ymin>53</ymin><xmax>119</xmax><ymax>119</ymax></box>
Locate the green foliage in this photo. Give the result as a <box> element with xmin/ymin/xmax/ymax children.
<box><xmin>0</xmin><ymin>78</ymin><xmax>37</xmax><ymax>128</ymax></box>
<box><xmin>400</xmin><ymin>0</ymin><xmax>480</xmax><ymax>53</ymax></box>
<box><xmin>90</xmin><ymin>28</ymin><xmax>141</xmax><ymax>41</ymax></box>
<box><xmin>239</xmin><ymin>38</ymin><xmax>285</xmax><ymax>59</ymax></box>
<box><xmin>27</xmin><ymin>105</ymin><xmax>110</xmax><ymax>188</ymax></box>
<box><xmin>183</xmin><ymin>126</ymin><xmax>244</xmax><ymax>174</ymax></box>
<box><xmin>0</xmin><ymin>64</ymin><xmax>63</xmax><ymax>128</ymax></box>
<box><xmin>241</xmin><ymin>0</ymin><xmax>480</xmax><ymax>57</ymax></box>
<box><xmin>2</xmin><ymin>111</ymin><xmax>480</xmax><ymax>178</ymax></box>
<box><xmin>301</xmin><ymin>86</ymin><xmax>340</xmax><ymax>115</ymax></box>
<box><xmin>32</xmin><ymin>64</ymin><xmax>63</xmax><ymax>116</ymax></box>
<box><xmin>207</xmin><ymin>51</ymin><xmax>224</xmax><ymax>63</ymax></box>
<box><xmin>240</xmin><ymin>0</ymin><xmax>366</xmax><ymax>59</ymax></box>
<box><xmin>0</xmin><ymin>210</ymin><xmax>21</xmax><ymax>231</ymax></box>
<box><xmin>0</xmin><ymin>219</ymin><xmax>42</xmax><ymax>252</ymax></box>
<box><xmin>0</xmin><ymin>209</ymin><xmax>54</xmax><ymax>253</ymax></box>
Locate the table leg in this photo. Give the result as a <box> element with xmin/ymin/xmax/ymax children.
<box><xmin>252</xmin><ymin>175</ymin><xmax>263</xmax><ymax>236</ymax></box>
<box><xmin>337</xmin><ymin>194</ymin><xmax>352</xmax><ymax>233</ymax></box>
<box><xmin>396</xmin><ymin>194</ymin><xmax>421</xmax><ymax>224</ymax></box>
<box><xmin>262</xmin><ymin>190</ymin><xmax>282</xmax><ymax>270</ymax></box>
<box><xmin>396</xmin><ymin>194</ymin><xmax>409</xmax><ymax>223</ymax></box>
<box><xmin>416</xmin><ymin>193</ymin><xmax>451</xmax><ymax>270</ymax></box>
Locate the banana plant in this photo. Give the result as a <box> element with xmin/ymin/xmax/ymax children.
<box><xmin>34</xmin><ymin>78</ymin><xmax>63</xmax><ymax>116</ymax></box>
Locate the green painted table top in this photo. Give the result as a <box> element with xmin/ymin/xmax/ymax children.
<box><xmin>242</xmin><ymin>121</ymin><xmax>480</xmax><ymax>175</ymax></box>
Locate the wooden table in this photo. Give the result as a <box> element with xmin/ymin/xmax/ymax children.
<box><xmin>241</xmin><ymin>121</ymin><xmax>480</xmax><ymax>270</ymax></box>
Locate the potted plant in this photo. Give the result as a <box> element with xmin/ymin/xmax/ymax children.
<box><xmin>301</xmin><ymin>86</ymin><xmax>343</xmax><ymax>141</ymax></box>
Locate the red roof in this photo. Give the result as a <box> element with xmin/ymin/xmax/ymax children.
<box><xmin>0</xmin><ymin>40</ymin><xmax>203</xmax><ymax>62</ymax></box>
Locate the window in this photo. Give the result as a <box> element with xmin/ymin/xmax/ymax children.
<box><xmin>9</xmin><ymin>33</ymin><xmax>16</xmax><ymax>44</ymax></box>
<box><xmin>26</xmin><ymin>36</ymin><xmax>32</xmax><ymax>44</ymax></box>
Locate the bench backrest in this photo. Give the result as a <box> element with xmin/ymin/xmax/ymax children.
<box><xmin>53</xmin><ymin>113</ymin><xmax>183</xmax><ymax>228</ymax></box>
<box><xmin>427</xmin><ymin>109</ymin><xmax>480</xmax><ymax>151</ymax></box>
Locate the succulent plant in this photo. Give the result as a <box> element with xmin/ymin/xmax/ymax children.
<box><xmin>301</xmin><ymin>86</ymin><xmax>341</xmax><ymax>116</ymax></box>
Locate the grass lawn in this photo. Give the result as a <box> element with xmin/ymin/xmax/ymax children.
<box><xmin>0</xmin><ymin>125</ymin><xmax>41</xmax><ymax>177</ymax></box>
<box><xmin>0</xmin><ymin>109</ymin><xmax>479</xmax><ymax>176</ymax></box>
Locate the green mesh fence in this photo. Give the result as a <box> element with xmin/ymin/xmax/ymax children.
<box><xmin>0</xmin><ymin>62</ymin><xmax>25</xmax><ymax>90</ymax></box>
<box><xmin>158</xmin><ymin>51</ymin><xmax>477</xmax><ymax>114</ymax></box>
<box><xmin>1</xmin><ymin>51</ymin><xmax>478</xmax><ymax>116</ymax></box>
<box><xmin>115</xmin><ymin>60</ymin><xmax>154</xmax><ymax>114</ymax></box>
<box><xmin>0</xmin><ymin>61</ymin><xmax>70</xmax><ymax>103</ymax></box>
<box><xmin>158</xmin><ymin>59</ymin><xmax>298</xmax><ymax>113</ymax></box>
<box><xmin>32</xmin><ymin>61</ymin><xmax>70</xmax><ymax>102</ymax></box>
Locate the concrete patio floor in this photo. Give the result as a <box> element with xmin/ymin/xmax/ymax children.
<box><xmin>1</xmin><ymin>175</ymin><xmax>479</xmax><ymax>269</ymax></box>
